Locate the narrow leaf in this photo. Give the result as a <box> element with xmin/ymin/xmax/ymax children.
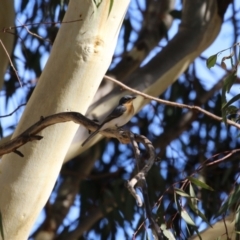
<box><xmin>235</xmin><ymin>205</ymin><xmax>240</xmax><ymax>236</ymax></box>
<box><xmin>225</xmin><ymin>106</ymin><xmax>238</xmax><ymax>116</ymax></box>
<box><xmin>222</xmin><ymin>94</ymin><xmax>240</xmax><ymax>110</ymax></box>
<box><xmin>174</xmin><ymin>188</ymin><xmax>191</xmax><ymax>198</ymax></box>
<box><xmin>189</xmin><ymin>183</ymin><xmax>198</xmax><ymax>208</ymax></box>
<box><xmin>187</xmin><ymin>177</ymin><xmax>214</xmax><ymax>191</ymax></box>
<box><xmin>108</xmin><ymin>0</ymin><xmax>114</xmax><ymax>16</ymax></box>
<box><xmin>225</xmin><ymin>71</ymin><xmax>237</xmax><ymax>93</ymax></box>
<box><xmin>174</xmin><ymin>192</ymin><xmax>181</xmax><ymax>213</ymax></box>
<box><xmin>160</xmin><ymin>224</ymin><xmax>176</xmax><ymax>240</ymax></box>
<box><xmin>181</xmin><ymin>210</ymin><xmax>196</xmax><ymax>226</ymax></box>
<box><xmin>188</xmin><ymin>199</ymin><xmax>212</xmax><ymax>227</ymax></box>
<box><xmin>206</xmin><ymin>54</ymin><xmax>217</xmax><ymax>68</ymax></box>
<box><xmin>217</xmin><ymin>185</ymin><xmax>240</xmax><ymax>217</ymax></box>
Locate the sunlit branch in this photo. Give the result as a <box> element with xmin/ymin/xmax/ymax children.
<box><xmin>104</xmin><ymin>75</ymin><xmax>240</xmax><ymax>130</ymax></box>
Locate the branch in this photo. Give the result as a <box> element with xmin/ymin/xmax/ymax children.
<box><xmin>129</xmin><ymin>132</ymin><xmax>162</xmax><ymax>239</ymax></box>
<box><xmin>0</xmin><ymin>110</ymin><xmax>160</xmax><ymax>237</ymax></box>
<box><xmin>0</xmin><ymin>39</ymin><xmax>21</xmax><ymax>86</ymax></box>
<box><xmin>0</xmin><ymin>103</ymin><xmax>26</xmax><ymax>118</ymax></box>
<box><xmin>104</xmin><ymin>75</ymin><xmax>240</xmax><ymax>130</ymax></box>
<box><xmin>0</xmin><ymin>112</ymin><xmax>140</xmax><ymax>157</ymax></box>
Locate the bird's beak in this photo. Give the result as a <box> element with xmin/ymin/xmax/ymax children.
<box><xmin>131</xmin><ymin>96</ymin><xmax>136</xmax><ymax>100</ymax></box>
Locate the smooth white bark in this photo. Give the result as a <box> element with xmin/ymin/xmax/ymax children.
<box><xmin>0</xmin><ymin>0</ymin><xmax>129</xmax><ymax>239</ymax></box>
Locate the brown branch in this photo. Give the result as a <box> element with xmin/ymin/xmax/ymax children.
<box><xmin>0</xmin><ymin>111</ymin><xmax>146</xmax><ymax>157</ymax></box>
<box><xmin>129</xmin><ymin>132</ymin><xmax>162</xmax><ymax>239</ymax></box>
<box><xmin>16</xmin><ymin>19</ymin><xmax>52</xmax><ymax>43</ymax></box>
<box><xmin>0</xmin><ymin>110</ymin><xmax>159</xmax><ymax>238</ymax></box>
<box><xmin>104</xmin><ymin>75</ymin><xmax>240</xmax><ymax>130</ymax></box>
<box><xmin>0</xmin><ymin>111</ymin><xmax>159</xmax><ymax>237</ymax></box>
<box><xmin>126</xmin><ymin>133</ymin><xmax>156</xmax><ymax>207</ymax></box>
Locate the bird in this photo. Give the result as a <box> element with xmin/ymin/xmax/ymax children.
<box><xmin>82</xmin><ymin>95</ymin><xmax>136</xmax><ymax>146</ymax></box>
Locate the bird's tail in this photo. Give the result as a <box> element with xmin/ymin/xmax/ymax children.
<box><xmin>81</xmin><ymin>130</ymin><xmax>100</xmax><ymax>146</ymax></box>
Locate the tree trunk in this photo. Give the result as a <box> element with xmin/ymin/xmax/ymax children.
<box><xmin>0</xmin><ymin>1</ymin><xmax>130</xmax><ymax>239</ymax></box>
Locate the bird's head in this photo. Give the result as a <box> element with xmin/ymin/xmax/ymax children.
<box><xmin>119</xmin><ymin>95</ymin><xmax>136</xmax><ymax>105</ymax></box>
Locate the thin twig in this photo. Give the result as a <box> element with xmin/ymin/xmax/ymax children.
<box><xmin>0</xmin><ymin>39</ymin><xmax>22</xmax><ymax>87</ymax></box>
<box><xmin>0</xmin><ymin>103</ymin><xmax>26</xmax><ymax>118</ymax></box>
<box><xmin>2</xmin><ymin>19</ymin><xmax>83</xmax><ymax>32</ymax></box>
<box><xmin>104</xmin><ymin>75</ymin><xmax>240</xmax><ymax>130</ymax></box>
<box><xmin>16</xmin><ymin>19</ymin><xmax>51</xmax><ymax>43</ymax></box>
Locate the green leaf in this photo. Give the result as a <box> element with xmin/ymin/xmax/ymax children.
<box><xmin>217</xmin><ymin>185</ymin><xmax>240</xmax><ymax>217</ymax></box>
<box><xmin>0</xmin><ymin>211</ymin><xmax>4</xmax><ymax>240</ymax></box>
<box><xmin>189</xmin><ymin>183</ymin><xmax>198</xmax><ymax>209</ymax></box>
<box><xmin>174</xmin><ymin>188</ymin><xmax>191</xmax><ymax>198</ymax></box>
<box><xmin>188</xmin><ymin>199</ymin><xmax>212</xmax><ymax>227</ymax></box>
<box><xmin>225</xmin><ymin>71</ymin><xmax>237</xmax><ymax>93</ymax></box>
<box><xmin>161</xmin><ymin>224</ymin><xmax>176</xmax><ymax>240</ymax></box>
<box><xmin>230</xmin><ymin>55</ymin><xmax>234</xmax><ymax>67</ymax></box>
<box><xmin>195</xmin><ymin>231</ymin><xmax>203</xmax><ymax>240</ymax></box>
<box><xmin>222</xmin><ymin>94</ymin><xmax>240</xmax><ymax>110</ymax></box>
<box><xmin>206</xmin><ymin>54</ymin><xmax>217</xmax><ymax>68</ymax></box>
<box><xmin>108</xmin><ymin>0</ymin><xmax>114</xmax><ymax>16</ymax></box>
<box><xmin>93</xmin><ymin>0</ymin><xmax>103</xmax><ymax>8</ymax></box>
<box><xmin>235</xmin><ymin>205</ymin><xmax>240</xmax><ymax>237</ymax></box>
<box><xmin>225</xmin><ymin>105</ymin><xmax>239</xmax><ymax>116</ymax></box>
<box><xmin>189</xmin><ymin>183</ymin><xmax>196</xmax><ymax>198</ymax></box>
<box><xmin>187</xmin><ymin>177</ymin><xmax>214</xmax><ymax>191</ymax></box>
<box><xmin>222</xmin><ymin>81</ymin><xmax>227</xmax><ymax>107</ymax></box>
<box><xmin>174</xmin><ymin>192</ymin><xmax>181</xmax><ymax>213</ymax></box>
<box><xmin>181</xmin><ymin>209</ymin><xmax>196</xmax><ymax>226</ymax></box>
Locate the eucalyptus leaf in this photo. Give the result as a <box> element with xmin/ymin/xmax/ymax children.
<box><xmin>175</xmin><ymin>188</ymin><xmax>191</xmax><ymax>198</ymax></box>
<box><xmin>181</xmin><ymin>210</ymin><xmax>196</xmax><ymax>226</ymax></box>
<box><xmin>187</xmin><ymin>177</ymin><xmax>214</xmax><ymax>191</ymax></box>
<box><xmin>206</xmin><ymin>54</ymin><xmax>217</xmax><ymax>68</ymax></box>
<box><xmin>222</xmin><ymin>94</ymin><xmax>240</xmax><ymax>110</ymax></box>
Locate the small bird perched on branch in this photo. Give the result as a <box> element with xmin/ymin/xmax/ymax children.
<box><xmin>82</xmin><ymin>95</ymin><xmax>136</xmax><ymax>146</ymax></box>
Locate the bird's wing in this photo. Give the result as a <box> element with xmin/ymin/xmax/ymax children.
<box><xmin>82</xmin><ymin>105</ymin><xmax>126</xmax><ymax>146</ymax></box>
<box><xmin>81</xmin><ymin>128</ymin><xmax>100</xmax><ymax>146</ymax></box>
<box><xmin>101</xmin><ymin>105</ymin><xmax>126</xmax><ymax>125</ymax></box>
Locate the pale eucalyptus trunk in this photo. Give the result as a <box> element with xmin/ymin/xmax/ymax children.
<box><xmin>0</xmin><ymin>1</ymin><xmax>130</xmax><ymax>239</ymax></box>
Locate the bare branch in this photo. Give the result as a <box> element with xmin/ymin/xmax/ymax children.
<box><xmin>2</xmin><ymin>19</ymin><xmax>83</xmax><ymax>32</ymax></box>
<box><xmin>129</xmin><ymin>132</ymin><xmax>162</xmax><ymax>239</ymax></box>
<box><xmin>0</xmin><ymin>112</ymin><xmax>149</xmax><ymax>157</ymax></box>
<box><xmin>0</xmin><ymin>39</ymin><xmax>22</xmax><ymax>86</ymax></box>
<box><xmin>0</xmin><ymin>103</ymin><xmax>26</xmax><ymax>118</ymax></box>
<box><xmin>104</xmin><ymin>75</ymin><xmax>240</xmax><ymax>130</ymax></box>
<box><xmin>126</xmin><ymin>133</ymin><xmax>156</xmax><ymax>206</ymax></box>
